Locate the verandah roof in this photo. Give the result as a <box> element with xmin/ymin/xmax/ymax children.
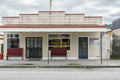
<box><xmin>0</xmin><ymin>24</ymin><xmax>110</xmax><ymax>32</ymax></box>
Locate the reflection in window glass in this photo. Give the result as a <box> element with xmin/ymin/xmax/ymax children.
<box><xmin>49</xmin><ymin>34</ymin><xmax>70</xmax><ymax>50</ymax></box>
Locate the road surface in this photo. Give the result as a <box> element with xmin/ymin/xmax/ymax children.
<box><xmin>0</xmin><ymin>68</ymin><xmax>120</xmax><ymax>80</ymax></box>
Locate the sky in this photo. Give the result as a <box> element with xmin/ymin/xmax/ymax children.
<box><xmin>0</xmin><ymin>0</ymin><xmax>120</xmax><ymax>24</ymax></box>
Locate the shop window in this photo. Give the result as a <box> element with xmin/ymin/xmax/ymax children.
<box><xmin>49</xmin><ymin>34</ymin><xmax>70</xmax><ymax>50</ymax></box>
<box><xmin>7</xmin><ymin>34</ymin><xmax>19</xmax><ymax>48</ymax></box>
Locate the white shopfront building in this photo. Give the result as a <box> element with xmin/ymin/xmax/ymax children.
<box><xmin>0</xmin><ymin>11</ymin><xmax>109</xmax><ymax>60</ymax></box>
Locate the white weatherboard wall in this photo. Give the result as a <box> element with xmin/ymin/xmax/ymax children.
<box><xmin>2</xmin><ymin>11</ymin><xmax>102</xmax><ymax>25</ymax></box>
<box><xmin>71</xmin><ymin>32</ymin><xmax>101</xmax><ymax>59</ymax></box>
<box><xmin>3</xmin><ymin>32</ymin><xmax>48</xmax><ymax>60</ymax></box>
<box><xmin>20</xmin><ymin>14</ymin><xmax>39</xmax><ymax>24</ymax></box>
<box><xmin>102</xmin><ymin>36</ymin><xmax>111</xmax><ymax>59</ymax></box>
<box><xmin>84</xmin><ymin>17</ymin><xmax>102</xmax><ymax>24</ymax></box>
<box><xmin>2</xmin><ymin>17</ymin><xmax>19</xmax><ymax>24</ymax></box>
<box><xmin>3</xmin><ymin>32</ymin><xmax>108</xmax><ymax>60</ymax></box>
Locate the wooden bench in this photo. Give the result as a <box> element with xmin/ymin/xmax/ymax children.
<box><xmin>51</xmin><ymin>48</ymin><xmax>67</xmax><ymax>60</ymax></box>
<box><xmin>6</xmin><ymin>48</ymin><xmax>23</xmax><ymax>60</ymax></box>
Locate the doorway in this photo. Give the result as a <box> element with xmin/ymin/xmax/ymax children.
<box><xmin>26</xmin><ymin>37</ymin><xmax>42</xmax><ymax>59</ymax></box>
<box><xmin>78</xmin><ymin>37</ymin><xmax>88</xmax><ymax>59</ymax></box>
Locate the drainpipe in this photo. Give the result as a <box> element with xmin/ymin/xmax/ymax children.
<box><xmin>100</xmin><ymin>32</ymin><xmax>103</xmax><ymax>64</ymax></box>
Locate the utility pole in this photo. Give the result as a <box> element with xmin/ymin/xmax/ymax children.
<box><xmin>100</xmin><ymin>32</ymin><xmax>103</xmax><ymax>64</ymax></box>
<box><xmin>48</xmin><ymin>0</ymin><xmax>52</xmax><ymax>64</ymax></box>
<box><xmin>50</xmin><ymin>0</ymin><xmax>52</xmax><ymax>11</ymax></box>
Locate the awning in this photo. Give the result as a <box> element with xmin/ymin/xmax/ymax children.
<box><xmin>0</xmin><ymin>24</ymin><xmax>110</xmax><ymax>32</ymax></box>
<box><xmin>0</xmin><ymin>28</ymin><xmax>110</xmax><ymax>32</ymax></box>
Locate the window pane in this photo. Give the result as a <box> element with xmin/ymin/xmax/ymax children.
<box><xmin>14</xmin><ymin>34</ymin><xmax>19</xmax><ymax>38</ymax></box>
<box><xmin>49</xmin><ymin>34</ymin><xmax>59</xmax><ymax>38</ymax></box>
<box><xmin>62</xmin><ymin>39</ymin><xmax>70</xmax><ymax>50</ymax></box>
<box><xmin>60</xmin><ymin>34</ymin><xmax>70</xmax><ymax>38</ymax></box>
<box><xmin>49</xmin><ymin>34</ymin><xmax>70</xmax><ymax>50</ymax></box>
<box><xmin>7</xmin><ymin>34</ymin><xmax>19</xmax><ymax>48</ymax></box>
<box><xmin>10</xmin><ymin>34</ymin><xmax>13</xmax><ymax>38</ymax></box>
<box><xmin>49</xmin><ymin>39</ymin><xmax>61</xmax><ymax>49</ymax></box>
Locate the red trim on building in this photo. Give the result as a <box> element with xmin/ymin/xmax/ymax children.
<box><xmin>20</xmin><ymin>14</ymin><xmax>38</xmax><ymax>15</ymax></box>
<box><xmin>84</xmin><ymin>16</ymin><xmax>102</xmax><ymax>18</ymax></box>
<box><xmin>0</xmin><ymin>25</ymin><xmax>107</xmax><ymax>28</ymax></box>
<box><xmin>2</xmin><ymin>11</ymin><xmax>102</xmax><ymax>19</ymax></box>
<box><xmin>39</xmin><ymin>11</ymin><xmax>65</xmax><ymax>13</ymax></box>
<box><xmin>65</xmin><ymin>14</ymin><xmax>84</xmax><ymax>15</ymax></box>
<box><xmin>2</xmin><ymin>17</ymin><xmax>19</xmax><ymax>18</ymax></box>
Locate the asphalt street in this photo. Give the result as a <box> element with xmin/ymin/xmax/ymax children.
<box><xmin>0</xmin><ymin>68</ymin><xmax>120</xmax><ymax>80</ymax></box>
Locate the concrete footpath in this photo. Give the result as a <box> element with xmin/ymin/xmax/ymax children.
<box><xmin>0</xmin><ymin>59</ymin><xmax>120</xmax><ymax>68</ymax></box>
